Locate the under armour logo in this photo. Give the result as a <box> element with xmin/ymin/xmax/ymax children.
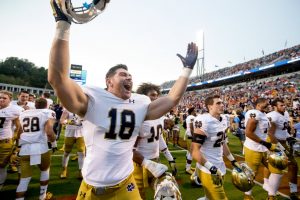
<box><xmin>127</xmin><ymin>183</ymin><xmax>135</xmax><ymax>192</ymax></box>
<box><xmin>80</xmin><ymin>191</ymin><xmax>86</xmax><ymax>197</ymax></box>
<box><xmin>129</xmin><ymin>99</ymin><xmax>135</xmax><ymax>103</ymax></box>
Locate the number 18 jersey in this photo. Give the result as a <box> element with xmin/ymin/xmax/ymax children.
<box><xmin>82</xmin><ymin>86</ymin><xmax>151</xmax><ymax>187</ymax></box>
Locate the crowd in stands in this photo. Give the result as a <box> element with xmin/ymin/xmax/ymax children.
<box><xmin>161</xmin><ymin>44</ymin><xmax>300</xmax><ymax>89</ymax></box>
<box><xmin>175</xmin><ymin>72</ymin><xmax>300</xmax><ymax>122</ymax></box>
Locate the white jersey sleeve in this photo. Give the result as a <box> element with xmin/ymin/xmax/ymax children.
<box><xmin>0</xmin><ymin>105</ymin><xmax>22</xmax><ymax>140</ymax></box>
<box><xmin>185</xmin><ymin>115</ymin><xmax>195</xmax><ymax>137</ymax></box>
<box><xmin>81</xmin><ymin>86</ymin><xmax>151</xmax><ymax>187</ymax></box>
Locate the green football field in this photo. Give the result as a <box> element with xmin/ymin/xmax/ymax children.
<box><xmin>1</xmin><ymin>128</ymin><xmax>296</xmax><ymax>200</ymax></box>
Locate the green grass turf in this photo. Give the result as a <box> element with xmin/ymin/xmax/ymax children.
<box><xmin>2</xmin><ymin>127</ymin><xmax>295</xmax><ymax>199</ymax></box>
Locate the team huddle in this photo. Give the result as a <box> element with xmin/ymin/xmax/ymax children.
<box><xmin>0</xmin><ymin>0</ymin><xmax>299</xmax><ymax>199</ymax></box>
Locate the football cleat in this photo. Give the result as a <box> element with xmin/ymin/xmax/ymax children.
<box><xmin>154</xmin><ymin>172</ymin><xmax>182</xmax><ymax>200</ymax></box>
<box><xmin>54</xmin><ymin>0</ymin><xmax>110</xmax><ymax>24</ymax></box>
<box><xmin>232</xmin><ymin>162</ymin><xmax>255</xmax><ymax>192</ymax></box>
<box><xmin>268</xmin><ymin>149</ymin><xmax>288</xmax><ymax>170</ymax></box>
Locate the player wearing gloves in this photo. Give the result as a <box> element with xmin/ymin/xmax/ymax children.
<box><xmin>243</xmin><ymin>98</ymin><xmax>283</xmax><ymax>200</ymax></box>
<box><xmin>133</xmin><ymin>83</ymin><xmax>178</xmax><ymax>199</ymax></box>
<box><xmin>49</xmin><ymin>1</ymin><xmax>198</xmax><ymax>199</ymax></box>
<box><xmin>264</xmin><ymin>99</ymin><xmax>299</xmax><ymax>200</ymax></box>
<box><xmin>15</xmin><ymin>98</ymin><xmax>56</xmax><ymax>200</ymax></box>
<box><xmin>191</xmin><ymin>95</ymin><xmax>240</xmax><ymax>200</ymax></box>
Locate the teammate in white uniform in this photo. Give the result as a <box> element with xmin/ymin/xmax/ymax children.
<box><xmin>133</xmin><ymin>83</ymin><xmax>177</xmax><ymax>199</ymax></box>
<box><xmin>191</xmin><ymin>95</ymin><xmax>240</xmax><ymax>200</ymax></box>
<box><xmin>243</xmin><ymin>98</ymin><xmax>280</xmax><ymax>200</ymax></box>
<box><xmin>0</xmin><ymin>90</ymin><xmax>22</xmax><ymax>190</ymax></box>
<box><xmin>59</xmin><ymin>110</ymin><xmax>85</xmax><ymax>179</ymax></box>
<box><xmin>185</xmin><ymin>107</ymin><xmax>196</xmax><ymax>175</ymax></box>
<box><xmin>16</xmin><ymin>98</ymin><xmax>56</xmax><ymax>200</ymax></box>
<box><xmin>265</xmin><ymin>99</ymin><xmax>299</xmax><ymax>200</ymax></box>
<box><xmin>49</xmin><ymin>1</ymin><xmax>198</xmax><ymax>199</ymax></box>
<box><xmin>11</xmin><ymin>90</ymin><xmax>35</xmax><ymax>110</ymax></box>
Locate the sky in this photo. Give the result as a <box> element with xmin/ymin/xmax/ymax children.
<box><xmin>1</xmin><ymin>0</ymin><xmax>300</xmax><ymax>90</ymax></box>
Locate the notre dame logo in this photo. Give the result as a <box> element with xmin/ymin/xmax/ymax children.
<box><xmin>250</xmin><ymin>113</ymin><xmax>256</xmax><ymax>119</ymax></box>
<box><xmin>194</xmin><ymin>120</ymin><xmax>202</xmax><ymax>128</ymax></box>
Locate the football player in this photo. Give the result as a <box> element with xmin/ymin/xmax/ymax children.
<box><xmin>0</xmin><ymin>90</ymin><xmax>22</xmax><ymax>190</ymax></box>
<box><xmin>59</xmin><ymin>109</ymin><xmax>85</xmax><ymax>179</ymax></box>
<box><xmin>243</xmin><ymin>98</ymin><xmax>280</xmax><ymax>200</ymax></box>
<box><xmin>185</xmin><ymin>107</ymin><xmax>197</xmax><ymax>175</ymax></box>
<box><xmin>264</xmin><ymin>99</ymin><xmax>299</xmax><ymax>200</ymax></box>
<box><xmin>15</xmin><ymin>98</ymin><xmax>56</xmax><ymax>200</ymax></box>
<box><xmin>49</xmin><ymin>1</ymin><xmax>198</xmax><ymax>199</ymax></box>
<box><xmin>133</xmin><ymin>83</ymin><xmax>177</xmax><ymax>199</ymax></box>
<box><xmin>11</xmin><ymin>90</ymin><xmax>35</xmax><ymax>110</ymax></box>
<box><xmin>191</xmin><ymin>95</ymin><xmax>240</xmax><ymax>200</ymax></box>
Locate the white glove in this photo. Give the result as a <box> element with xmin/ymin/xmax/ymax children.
<box><xmin>142</xmin><ymin>159</ymin><xmax>168</xmax><ymax>178</ymax></box>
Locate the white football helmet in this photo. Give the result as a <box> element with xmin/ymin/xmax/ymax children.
<box><xmin>154</xmin><ymin>172</ymin><xmax>182</xmax><ymax>200</ymax></box>
<box><xmin>231</xmin><ymin>162</ymin><xmax>255</xmax><ymax>192</ymax></box>
<box><xmin>58</xmin><ymin>0</ymin><xmax>110</xmax><ymax>24</ymax></box>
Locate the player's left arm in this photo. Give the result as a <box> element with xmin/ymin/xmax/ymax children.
<box><xmin>45</xmin><ymin>118</ymin><xmax>56</xmax><ymax>142</ymax></box>
<box><xmin>145</xmin><ymin>43</ymin><xmax>198</xmax><ymax>120</ymax></box>
<box><xmin>223</xmin><ymin>142</ymin><xmax>241</xmax><ymax>169</ymax></box>
<box><xmin>13</xmin><ymin>118</ymin><xmax>21</xmax><ymax>142</ymax></box>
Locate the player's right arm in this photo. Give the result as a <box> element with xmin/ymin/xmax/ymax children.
<box><xmin>48</xmin><ymin>0</ymin><xmax>88</xmax><ymax>118</ymax></box>
<box><xmin>45</xmin><ymin>118</ymin><xmax>56</xmax><ymax>142</ymax></box>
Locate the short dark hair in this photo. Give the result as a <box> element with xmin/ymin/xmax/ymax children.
<box><xmin>205</xmin><ymin>95</ymin><xmax>220</xmax><ymax>110</ymax></box>
<box><xmin>254</xmin><ymin>98</ymin><xmax>268</xmax><ymax>107</ymax></box>
<box><xmin>187</xmin><ymin>107</ymin><xmax>195</xmax><ymax>115</ymax></box>
<box><xmin>35</xmin><ymin>98</ymin><xmax>48</xmax><ymax>109</ymax></box>
<box><xmin>105</xmin><ymin>64</ymin><xmax>128</xmax><ymax>79</ymax></box>
<box><xmin>29</xmin><ymin>93</ymin><xmax>36</xmax><ymax>98</ymax></box>
<box><xmin>136</xmin><ymin>83</ymin><xmax>161</xmax><ymax>96</ymax></box>
<box><xmin>43</xmin><ymin>92</ymin><xmax>51</xmax><ymax>98</ymax></box>
<box><xmin>19</xmin><ymin>90</ymin><xmax>29</xmax><ymax>95</ymax></box>
<box><xmin>271</xmin><ymin>98</ymin><xmax>284</xmax><ymax>107</ymax></box>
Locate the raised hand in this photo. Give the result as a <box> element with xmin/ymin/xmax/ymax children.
<box><xmin>177</xmin><ymin>42</ymin><xmax>198</xmax><ymax>69</ymax></box>
<box><xmin>50</xmin><ymin>0</ymin><xmax>71</xmax><ymax>23</ymax></box>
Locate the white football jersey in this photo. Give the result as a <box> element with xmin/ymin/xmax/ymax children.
<box><xmin>11</xmin><ymin>100</ymin><xmax>35</xmax><ymax>110</ymax></box>
<box><xmin>64</xmin><ymin>110</ymin><xmax>84</xmax><ymax>138</ymax></box>
<box><xmin>81</xmin><ymin>86</ymin><xmax>151</xmax><ymax>187</ymax></box>
<box><xmin>267</xmin><ymin>111</ymin><xmax>290</xmax><ymax>140</ymax></box>
<box><xmin>0</xmin><ymin>105</ymin><xmax>22</xmax><ymax>140</ymax></box>
<box><xmin>19</xmin><ymin>109</ymin><xmax>55</xmax><ymax>155</ymax></box>
<box><xmin>137</xmin><ymin>117</ymin><xmax>165</xmax><ymax>159</ymax></box>
<box><xmin>244</xmin><ymin>109</ymin><xmax>270</xmax><ymax>152</ymax></box>
<box><xmin>185</xmin><ymin>115</ymin><xmax>195</xmax><ymax>137</ymax></box>
<box><xmin>194</xmin><ymin>113</ymin><xmax>228</xmax><ymax>175</ymax></box>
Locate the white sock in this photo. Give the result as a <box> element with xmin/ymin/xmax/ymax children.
<box><xmin>39</xmin><ymin>185</ymin><xmax>48</xmax><ymax>200</ymax></box>
<box><xmin>245</xmin><ymin>190</ymin><xmax>252</xmax><ymax>195</ymax></box>
<box><xmin>268</xmin><ymin>173</ymin><xmax>283</xmax><ymax>196</ymax></box>
<box><xmin>289</xmin><ymin>182</ymin><xmax>298</xmax><ymax>193</ymax></box>
<box><xmin>62</xmin><ymin>153</ymin><xmax>70</xmax><ymax>167</ymax></box>
<box><xmin>77</xmin><ymin>152</ymin><xmax>85</xmax><ymax>170</ymax></box>
<box><xmin>16</xmin><ymin>177</ymin><xmax>31</xmax><ymax>193</ymax></box>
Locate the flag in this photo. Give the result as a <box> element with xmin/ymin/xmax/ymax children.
<box><xmin>243</xmin><ymin>56</ymin><xmax>246</xmax><ymax>61</ymax></box>
<box><xmin>215</xmin><ymin>65</ymin><xmax>219</xmax><ymax>68</ymax></box>
<box><xmin>262</xmin><ymin>49</ymin><xmax>265</xmax><ymax>56</ymax></box>
<box><xmin>228</xmin><ymin>61</ymin><xmax>232</xmax><ymax>64</ymax></box>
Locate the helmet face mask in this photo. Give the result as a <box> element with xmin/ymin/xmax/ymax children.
<box><xmin>268</xmin><ymin>150</ymin><xmax>288</xmax><ymax>170</ymax></box>
<box><xmin>231</xmin><ymin>162</ymin><xmax>255</xmax><ymax>192</ymax></box>
<box><xmin>58</xmin><ymin>0</ymin><xmax>110</xmax><ymax>24</ymax></box>
<box><xmin>154</xmin><ymin>172</ymin><xmax>182</xmax><ymax>200</ymax></box>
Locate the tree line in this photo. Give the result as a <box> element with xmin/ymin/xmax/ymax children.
<box><xmin>0</xmin><ymin>57</ymin><xmax>52</xmax><ymax>89</ymax></box>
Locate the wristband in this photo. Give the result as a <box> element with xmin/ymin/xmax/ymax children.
<box><xmin>204</xmin><ymin>161</ymin><xmax>214</xmax><ymax>171</ymax></box>
<box><xmin>55</xmin><ymin>21</ymin><xmax>70</xmax><ymax>41</ymax></box>
<box><xmin>181</xmin><ymin>67</ymin><xmax>192</xmax><ymax>78</ymax></box>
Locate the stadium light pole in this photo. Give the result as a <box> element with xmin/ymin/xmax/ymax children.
<box><xmin>196</xmin><ymin>30</ymin><xmax>205</xmax><ymax>79</ymax></box>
